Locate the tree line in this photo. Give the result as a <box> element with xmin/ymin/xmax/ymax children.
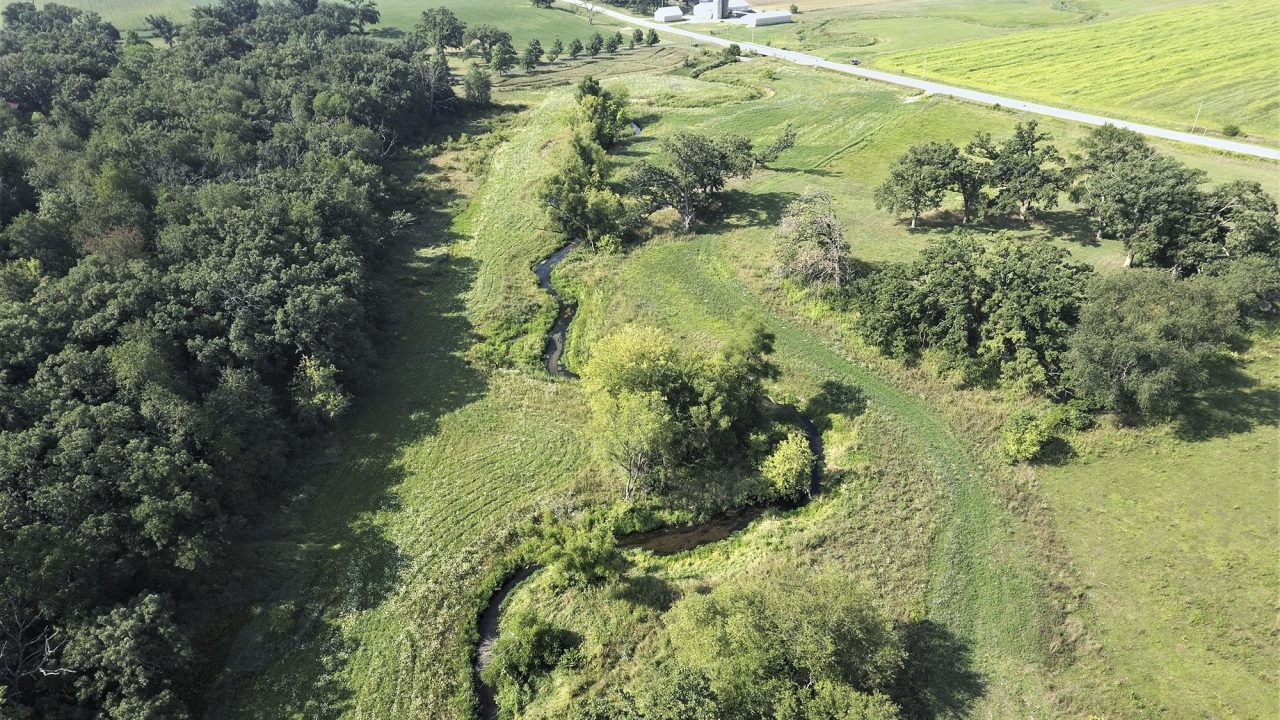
<box><xmin>790</xmin><ymin>124</ymin><xmax>1278</xmax><ymax>458</ymax></box>
<box><xmin>0</xmin><ymin>1</ymin><xmax>486</xmax><ymax>716</ymax></box>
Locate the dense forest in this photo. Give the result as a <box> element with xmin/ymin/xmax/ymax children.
<box><xmin>0</xmin><ymin>2</ymin><xmax>458</xmax><ymax>717</ymax></box>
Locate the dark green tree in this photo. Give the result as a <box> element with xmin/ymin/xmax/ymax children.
<box><xmin>417</xmin><ymin>5</ymin><xmax>465</xmax><ymax>50</ymax></box>
<box><xmin>464</xmin><ymin>63</ymin><xmax>492</xmax><ymax>105</ymax></box>
<box><xmin>547</xmin><ymin>37</ymin><xmax>563</xmax><ymax>62</ymax></box>
<box><xmin>628</xmin><ymin>131</ymin><xmax>756</xmax><ymax>230</ymax></box>
<box><xmin>1065</xmin><ymin>270</ymin><xmax>1237</xmax><ymax>419</ymax></box>
<box><xmin>587</xmin><ymin>31</ymin><xmax>604</xmax><ymax>56</ymax></box>
<box><xmin>568</xmin><ymin>37</ymin><xmax>584</xmax><ymax>58</ymax></box>
<box><xmin>874</xmin><ymin>140</ymin><xmax>956</xmax><ymax>228</ymax></box>
<box><xmin>967</xmin><ymin>120</ymin><xmax>1068</xmax><ymax>222</ymax></box>
<box><xmin>144</xmin><ymin>14</ymin><xmax>179</xmax><ymax>46</ymax></box>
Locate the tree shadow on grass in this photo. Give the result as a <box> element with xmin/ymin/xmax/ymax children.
<box><xmin>611</xmin><ymin>574</ymin><xmax>676</xmax><ymax>611</ymax></box>
<box><xmin>802</xmin><ymin>379</ymin><xmax>868</xmax><ymax>432</ymax></box>
<box><xmin>892</xmin><ymin>619</ymin><xmax>986</xmax><ymax>720</ymax></box>
<box><xmin>196</xmin><ymin>138</ymin><xmax>493</xmax><ymax>717</ymax></box>
<box><xmin>1174</xmin><ymin>357</ymin><xmax>1280</xmax><ymax>442</ymax></box>
<box><xmin>713</xmin><ymin>188</ymin><xmax>798</xmax><ymax>230</ymax></box>
<box><xmin>1038</xmin><ymin>209</ymin><xmax>1098</xmax><ymax>246</ymax></box>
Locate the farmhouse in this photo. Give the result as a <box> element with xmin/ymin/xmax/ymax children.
<box><xmin>654</xmin><ymin>6</ymin><xmax>684</xmax><ymax>22</ymax></box>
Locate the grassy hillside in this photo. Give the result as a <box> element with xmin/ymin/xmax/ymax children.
<box><xmin>876</xmin><ymin>0</ymin><xmax>1280</xmax><ymax>144</ymax></box>
<box><xmin>553</xmin><ymin>58</ymin><xmax>1278</xmax><ymax>716</ymax></box>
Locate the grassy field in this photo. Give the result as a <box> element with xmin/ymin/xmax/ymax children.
<box><xmin>201</xmin><ymin>92</ymin><xmax>595</xmax><ymax>718</ymax></box>
<box><xmin>1</xmin><ymin>0</ymin><xmax>635</xmax><ymax>44</ymax></box>
<box><xmin>875</xmin><ymin>0</ymin><xmax>1280</xmax><ymax>144</ymax></box>
<box><xmin>198</xmin><ymin>39</ymin><xmax>1277</xmax><ymax>720</ymax></box>
<box><xmin>1033</xmin><ymin>341</ymin><xmax>1279</xmax><ymax>717</ymax></box>
<box><xmin>548</xmin><ymin>57</ymin><xmax>1278</xmax><ymax>716</ymax></box>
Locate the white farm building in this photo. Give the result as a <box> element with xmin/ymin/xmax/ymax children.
<box><xmin>743</xmin><ymin>10</ymin><xmax>792</xmax><ymax>26</ymax></box>
<box><xmin>654</xmin><ymin>6</ymin><xmax>684</xmax><ymax>22</ymax></box>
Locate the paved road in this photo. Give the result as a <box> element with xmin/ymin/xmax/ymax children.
<box><xmin>565</xmin><ymin>0</ymin><xmax>1280</xmax><ymax>161</ymax></box>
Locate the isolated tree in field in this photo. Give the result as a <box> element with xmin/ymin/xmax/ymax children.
<box><xmin>633</xmin><ymin>28</ymin><xmax>645</xmax><ymax>46</ymax></box>
<box><xmin>463</xmin><ymin>24</ymin><xmax>509</xmax><ymax>59</ymax></box>
<box><xmin>144</xmin><ymin>15</ymin><xmax>179</xmax><ymax>46</ymax></box>
<box><xmin>491</xmin><ymin>37</ymin><xmax>518</xmax><ymax>74</ymax></box>
<box><xmin>1065</xmin><ymin>270</ymin><xmax>1237</xmax><ymax>419</ymax></box>
<box><xmin>646</xmin><ymin>28</ymin><xmax>660</xmax><ymax>45</ymax></box>
<box><xmin>761</xmin><ymin>432</ymin><xmax>815</xmax><ymax>499</ymax></box>
<box><xmin>874</xmin><ymin>140</ymin><xmax>955</xmax><ymax>228</ymax></box>
<box><xmin>606</xmin><ymin>31</ymin><xmax>623</xmax><ymax>53</ymax></box>
<box><xmin>775</xmin><ymin>189</ymin><xmax>852</xmax><ymax>289</ymax></box>
<box><xmin>417</xmin><ymin>6</ymin><xmax>465</xmax><ymax>50</ymax></box>
<box><xmin>343</xmin><ymin>0</ymin><xmax>379</xmax><ymax>34</ymax></box>
<box><xmin>521</xmin><ymin>39</ymin><xmax>543</xmax><ymax>72</ymax></box>
<box><xmin>572</xmin><ymin>75</ymin><xmax>630</xmax><ymax>148</ymax></box>
<box><xmin>547</xmin><ymin>37</ymin><xmax>563</xmax><ymax>62</ymax></box>
<box><xmin>464</xmin><ymin>64</ymin><xmax>492</xmax><ymax>105</ymax></box>
<box><xmin>628</xmin><ymin>130</ymin><xmax>756</xmax><ymax>230</ymax></box>
<box><xmin>568</xmin><ymin>37</ymin><xmax>584</xmax><ymax>58</ymax></box>
<box><xmin>588</xmin><ymin>31</ymin><xmax>604</xmax><ymax>56</ymax></box>
<box><xmin>967</xmin><ymin>120</ymin><xmax>1067</xmax><ymax>222</ymax></box>
<box><xmin>753</xmin><ymin>123</ymin><xmax>797</xmax><ymax>169</ymax></box>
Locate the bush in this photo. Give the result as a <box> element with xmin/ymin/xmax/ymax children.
<box><xmin>481</xmin><ymin>609</ymin><xmax>576</xmax><ymax>714</ymax></box>
<box><xmin>1001</xmin><ymin>410</ymin><xmax>1054</xmax><ymax>463</ymax></box>
<box><xmin>1222</xmin><ymin>123</ymin><xmax>1242</xmax><ymax>137</ymax></box>
<box><xmin>761</xmin><ymin>432</ymin><xmax>815</xmax><ymax>499</ymax></box>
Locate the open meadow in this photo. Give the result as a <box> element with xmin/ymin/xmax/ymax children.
<box><xmin>199</xmin><ymin>37</ymin><xmax>1278</xmax><ymax>718</ymax></box>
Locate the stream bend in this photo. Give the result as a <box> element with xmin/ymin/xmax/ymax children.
<box><xmin>472</xmin><ymin>244</ymin><xmax>825</xmax><ymax>720</ymax></box>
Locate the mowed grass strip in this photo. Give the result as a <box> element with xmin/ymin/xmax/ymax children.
<box><xmin>206</xmin><ymin>93</ymin><xmax>592</xmax><ymax>719</ymax></box>
<box><xmin>876</xmin><ymin>0</ymin><xmax>1280</xmax><ymax>144</ymax></box>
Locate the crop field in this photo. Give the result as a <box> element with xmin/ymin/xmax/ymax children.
<box><xmin>876</xmin><ymin>0</ymin><xmax>1280</xmax><ymax>144</ymax></box>
<box><xmin>200</xmin><ymin>37</ymin><xmax>1276</xmax><ymax>720</ymax></box>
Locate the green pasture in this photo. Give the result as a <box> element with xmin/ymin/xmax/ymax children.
<box><xmin>1035</xmin><ymin>341</ymin><xmax>1279</xmax><ymax>717</ymax></box>
<box><xmin>0</xmin><ymin>0</ymin><xmax>635</xmax><ymax>45</ymax></box>
<box><xmin>199</xmin><ymin>39</ymin><xmax>1277</xmax><ymax>720</ymax></box>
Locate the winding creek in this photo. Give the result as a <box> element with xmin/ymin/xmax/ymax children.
<box><xmin>473</xmin><ymin>244</ymin><xmax>826</xmax><ymax>720</ymax></box>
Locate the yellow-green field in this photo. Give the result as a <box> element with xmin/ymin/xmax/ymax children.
<box><xmin>876</xmin><ymin>0</ymin><xmax>1280</xmax><ymax>144</ymax></box>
